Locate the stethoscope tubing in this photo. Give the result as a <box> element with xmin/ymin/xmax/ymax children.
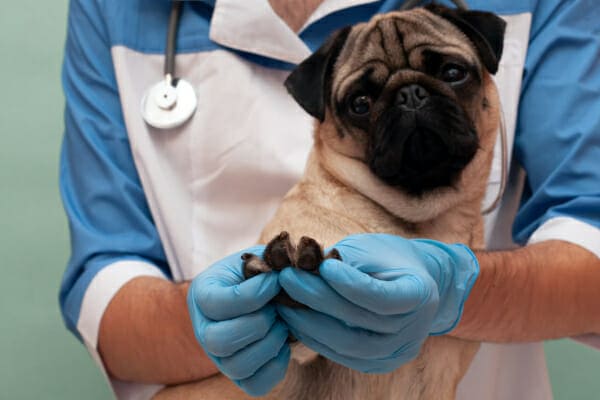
<box><xmin>165</xmin><ymin>1</ymin><xmax>183</xmax><ymax>82</ymax></box>
<box><xmin>140</xmin><ymin>1</ymin><xmax>197</xmax><ymax>130</ymax></box>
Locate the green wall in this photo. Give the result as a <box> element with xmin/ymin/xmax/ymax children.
<box><xmin>0</xmin><ymin>1</ymin><xmax>598</xmax><ymax>399</ymax></box>
<box><xmin>0</xmin><ymin>1</ymin><xmax>110</xmax><ymax>398</ymax></box>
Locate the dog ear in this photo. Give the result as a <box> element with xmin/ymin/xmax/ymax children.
<box><xmin>285</xmin><ymin>27</ymin><xmax>351</xmax><ymax>121</ymax></box>
<box><xmin>425</xmin><ymin>5</ymin><xmax>506</xmax><ymax>74</ymax></box>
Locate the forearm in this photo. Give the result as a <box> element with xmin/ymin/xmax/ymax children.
<box><xmin>452</xmin><ymin>240</ymin><xmax>600</xmax><ymax>342</ymax></box>
<box><xmin>98</xmin><ymin>277</ymin><xmax>219</xmax><ymax>384</ymax></box>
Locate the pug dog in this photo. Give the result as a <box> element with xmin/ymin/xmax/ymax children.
<box><xmin>155</xmin><ymin>4</ymin><xmax>505</xmax><ymax>400</ymax></box>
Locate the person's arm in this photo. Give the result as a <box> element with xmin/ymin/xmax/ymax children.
<box><xmin>98</xmin><ymin>278</ymin><xmax>219</xmax><ymax>383</ymax></box>
<box><xmin>454</xmin><ymin>0</ymin><xmax>600</xmax><ymax>342</ymax></box>
<box><xmin>59</xmin><ymin>0</ymin><xmax>216</xmax><ymax>385</ymax></box>
<box><xmin>452</xmin><ymin>241</ymin><xmax>600</xmax><ymax>342</ymax></box>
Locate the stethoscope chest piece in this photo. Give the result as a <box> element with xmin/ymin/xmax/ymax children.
<box><xmin>141</xmin><ymin>77</ymin><xmax>197</xmax><ymax>130</ymax></box>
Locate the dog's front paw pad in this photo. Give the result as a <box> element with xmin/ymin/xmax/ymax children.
<box><xmin>264</xmin><ymin>231</ymin><xmax>296</xmax><ymax>271</ymax></box>
<box><xmin>295</xmin><ymin>236</ymin><xmax>324</xmax><ymax>272</ymax></box>
<box><xmin>241</xmin><ymin>253</ymin><xmax>272</xmax><ymax>279</ymax></box>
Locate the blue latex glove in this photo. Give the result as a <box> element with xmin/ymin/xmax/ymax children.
<box><xmin>187</xmin><ymin>246</ymin><xmax>290</xmax><ymax>396</ymax></box>
<box><xmin>277</xmin><ymin>234</ymin><xmax>478</xmax><ymax>374</ymax></box>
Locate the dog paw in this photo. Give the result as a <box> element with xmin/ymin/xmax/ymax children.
<box><xmin>241</xmin><ymin>253</ymin><xmax>272</xmax><ymax>280</ymax></box>
<box><xmin>295</xmin><ymin>236</ymin><xmax>323</xmax><ymax>272</ymax></box>
<box><xmin>241</xmin><ymin>232</ymin><xmax>342</xmax><ymax>307</ymax></box>
<box><xmin>295</xmin><ymin>236</ymin><xmax>342</xmax><ymax>272</ymax></box>
<box><xmin>241</xmin><ymin>231</ymin><xmax>294</xmax><ymax>279</ymax></box>
<box><xmin>326</xmin><ymin>248</ymin><xmax>342</xmax><ymax>261</ymax></box>
<box><xmin>264</xmin><ymin>231</ymin><xmax>296</xmax><ymax>271</ymax></box>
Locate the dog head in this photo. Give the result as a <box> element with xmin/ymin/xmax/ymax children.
<box><xmin>285</xmin><ymin>5</ymin><xmax>506</xmax><ymax>221</ymax></box>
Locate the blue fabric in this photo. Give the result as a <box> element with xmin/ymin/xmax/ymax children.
<box><xmin>511</xmin><ymin>0</ymin><xmax>600</xmax><ymax>243</ymax></box>
<box><xmin>59</xmin><ymin>0</ymin><xmax>170</xmax><ymax>338</ymax></box>
<box><xmin>59</xmin><ymin>0</ymin><xmax>600</xmax><ymax>343</ymax></box>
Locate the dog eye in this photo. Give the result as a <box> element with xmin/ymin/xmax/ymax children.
<box><xmin>349</xmin><ymin>95</ymin><xmax>372</xmax><ymax>116</ymax></box>
<box><xmin>440</xmin><ymin>63</ymin><xmax>468</xmax><ymax>84</ymax></box>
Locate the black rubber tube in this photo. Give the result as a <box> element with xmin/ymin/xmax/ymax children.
<box><xmin>165</xmin><ymin>1</ymin><xmax>183</xmax><ymax>82</ymax></box>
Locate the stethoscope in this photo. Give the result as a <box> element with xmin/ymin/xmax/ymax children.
<box><xmin>141</xmin><ymin>1</ymin><xmax>198</xmax><ymax>130</ymax></box>
<box><xmin>141</xmin><ymin>0</ymin><xmax>507</xmax><ymax>213</ymax></box>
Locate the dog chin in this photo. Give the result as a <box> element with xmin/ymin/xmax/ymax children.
<box><xmin>366</xmin><ymin>96</ymin><xmax>479</xmax><ymax>195</ymax></box>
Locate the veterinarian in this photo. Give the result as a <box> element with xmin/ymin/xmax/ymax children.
<box><xmin>59</xmin><ymin>0</ymin><xmax>600</xmax><ymax>399</ymax></box>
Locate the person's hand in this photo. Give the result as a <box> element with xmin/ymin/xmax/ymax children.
<box><xmin>277</xmin><ymin>234</ymin><xmax>479</xmax><ymax>373</ymax></box>
<box><xmin>187</xmin><ymin>246</ymin><xmax>290</xmax><ymax>396</ymax></box>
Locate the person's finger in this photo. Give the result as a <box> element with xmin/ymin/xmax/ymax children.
<box><xmin>277</xmin><ymin>306</ymin><xmax>416</xmax><ymax>360</ymax></box>
<box><xmin>218</xmin><ymin>321</ymin><xmax>289</xmax><ymax>380</ymax></box>
<box><xmin>235</xmin><ymin>343</ymin><xmax>291</xmax><ymax>397</ymax></box>
<box><xmin>329</xmin><ymin>234</ymin><xmax>424</xmax><ymax>270</ymax></box>
<box><xmin>279</xmin><ymin>268</ymin><xmax>409</xmax><ymax>333</ymax></box>
<box><xmin>202</xmin><ymin>305</ymin><xmax>277</xmax><ymax>357</ymax></box>
<box><xmin>286</xmin><ymin>325</ymin><xmax>415</xmax><ymax>374</ymax></box>
<box><xmin>319</xmin><ymin>259</ymin><xmax>434</xmax><ymax>315</ymax></box>
<box><xmin>192</xmin><ymin>261</ymin><xmax>280</xmax><ymax>321</ymax></box>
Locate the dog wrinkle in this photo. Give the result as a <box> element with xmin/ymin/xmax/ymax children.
<box><xmin>375</xmin><ymin>19</ymin><xmax>406</xmax><ymax>68</ymax></box>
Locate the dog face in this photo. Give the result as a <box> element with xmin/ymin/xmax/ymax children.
<box><xmin>286</xmin><ymin>5</ymin><xmax>506</xmax><ymax>220</ymax></box>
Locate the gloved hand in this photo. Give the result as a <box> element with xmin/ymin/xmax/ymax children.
<box><xmin>277</xmin><ymin>234</ymin><xmax>478</xmax><ymax>373</ymax></box>
<box><xmin>187</xmin><ymin>246</ymin><xmax>290</xmax><ymax>396</ymax></box>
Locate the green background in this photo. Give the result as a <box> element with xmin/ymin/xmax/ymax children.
<box><xmin>0</xmin><ymin>1</ymin><xmax>598</xmax><ymax>399</ymax></box>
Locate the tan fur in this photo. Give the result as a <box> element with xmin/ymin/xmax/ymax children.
<box><xmin>155</xmin><ymin>8</ymin><xmax>501</xmax><ymax>400</ymax></box>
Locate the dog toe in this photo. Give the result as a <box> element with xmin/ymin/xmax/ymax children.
<box><xmin>241</xmin><ymin>253</ymin><xmax>272</xmax><ymax>279</ymax></box>
<box><xmin>325</xmin><ymin>248</ymin><xmax>342</xmax><ymax>261</ymax></box>
<box><xmin>295</xmin><ymin>236</ymin><xmax>324</xmax><ymax>273</ymax></box>
<box><xmin>264</xmin><ymin>231</ymin><xmax>296</xmax><ymax>271</ymax></box>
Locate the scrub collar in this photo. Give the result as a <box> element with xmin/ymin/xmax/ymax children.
<box><xmin>208</xmin><ymin>0</ymin><xmax>380</xmax><ymax>64</ymax></box>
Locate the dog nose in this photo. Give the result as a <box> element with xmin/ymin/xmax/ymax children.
<box><xmin>396</xmin><ymin>84</ymin><xmax>429</xmax><ymax>109</ymax></box>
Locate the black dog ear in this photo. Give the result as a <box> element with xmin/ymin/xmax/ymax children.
<box><xmin>284</xmin><ymin>27</ymin><xmax>352</xmax><ymax>121</ymax></box>
<box><xmin>425</xmin><ymin>4</ymin><xmax>506</xmax><ymax>74</ymax></box>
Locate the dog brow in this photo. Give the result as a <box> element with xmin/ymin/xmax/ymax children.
<box><xmin>375</xmin><ymin>19</ymin><xmax>407</xmax><ymax>68</ymax></box>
